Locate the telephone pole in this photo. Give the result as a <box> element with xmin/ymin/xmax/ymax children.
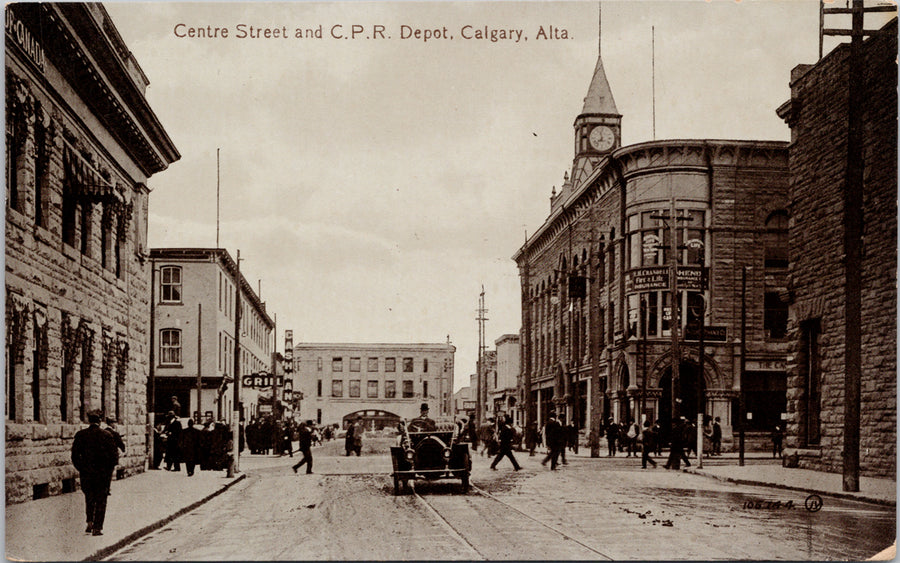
<box><xmin>476</xmin><ymin>287</ymin><xmax>489</xmax><ymax>424</ymax></box>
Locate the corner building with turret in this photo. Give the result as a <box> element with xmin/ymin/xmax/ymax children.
<box><xmin>513</xmin><ymin>47</ymin><xmax>791</xmax><ymax>451</ymax></box>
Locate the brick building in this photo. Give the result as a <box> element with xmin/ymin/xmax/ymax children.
<box><xmin>777</xmin><ymin>18</ymin><xmax>897</xmax><ymax>478</ymax></box>
<box><xmin>149</xmin><ymin>249</ymin><xmax>274</xmax><ymax>424</ymax></box>
<box><xmin>513</xmin><ymin>43</ymin><xmax>791</xmax><ymax>451</ymax></box>
<box><xmin>291</xmin><ymin>343</ymin><xmax>455</xmax><ymax>429</ymax></box>
<box><xmin>5</xmin><ymin>4</ymin><xmax>179</xmax><ymax>503</ymax></box>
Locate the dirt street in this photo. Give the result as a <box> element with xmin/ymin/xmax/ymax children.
<box><xmin>106</xmin><ymin>436</ymin><xmax>895</xmax><ymax>561</ymax></box>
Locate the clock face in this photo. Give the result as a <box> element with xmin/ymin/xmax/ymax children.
<box><xmin>589</xmin><ymin>125</ymin><xmax>616</xmax><ymax>151</ymax></box>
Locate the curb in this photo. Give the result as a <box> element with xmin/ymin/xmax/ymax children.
<box><xmin>683</xmin><ymin>468</ymin><xmax>896</xmax><ymax>507</ymax></box>
<box><xmin>83</xmin><ymin>473</ymin><xmax>248</xmax><ymax>562</ymax></box>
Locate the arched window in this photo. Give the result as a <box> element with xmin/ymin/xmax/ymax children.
<box><xmin>764</xmin><ymin>211</ymin><xmax>789</xmax><ymax>269</ymax></box>
<box><xmin>160</xmin><ymin>329</ymin><xmax>182</xmax><ymax>365</ymax></box>
<box><xmin>160</xmin><ymin>266</ymin><xmax>183</xmax><ymax>303</ymax></box>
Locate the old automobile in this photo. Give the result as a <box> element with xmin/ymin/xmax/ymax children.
<box><xmin>390</xmin><ymin>418</ymin><xmax>471</xmax><ymax>495</ymax></box>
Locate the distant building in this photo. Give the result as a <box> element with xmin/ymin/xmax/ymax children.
<box><xmin>292</xmin><ymin>343</ymin><xmax>455</xmax><ymax>429</ymax></box>
<box><xmin>451</xmin><ymin>381</ymin><xmax>475</xmax><ymax>420</ymax></box>
<box><xmin>777</xmin><ymin>18</ymin><xmax>897</xmax><ymax>478</ymax></box>
<box><xmin>490</xmin><ymin>334</ymin><xmax>520</xmax><ymax>425</ymax></box>
<box><xmin>5</xmin><ymin>4</ymin><xmax>179</xmax><ymax>503</ymax></box>
<box><xmin>149</xmin><ymin>249</ymin><xmax>274</xmax><ymax>424</ymax></box>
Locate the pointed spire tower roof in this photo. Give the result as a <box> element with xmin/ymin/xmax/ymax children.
<box><xmin>581</xmin><ymin>56</ymin><xmax>618</xmax><ymax>115</ymax></box>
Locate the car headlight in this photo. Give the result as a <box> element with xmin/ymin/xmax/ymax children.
<box><xmin>442</xmin><ymin>448</ymin><xmax>452</xmax><ymax>460</ymax></box>
<box><xmin>405</xmin><ymin>449</ymin><xmax>415</xmax><ymax>461</ymax></box>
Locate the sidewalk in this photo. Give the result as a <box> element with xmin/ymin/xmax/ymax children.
<box><xmin>5</xmin><ymin>467</ymin><xmax>244</xmax><ymax>562</ymax></box>
<box><xmin>685</xmin><ymin>462</ymin><xmax>896</xmax><ymax>506</ymax></box>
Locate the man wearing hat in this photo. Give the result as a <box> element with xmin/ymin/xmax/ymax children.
<box><xmin>71</xmin><ymin>410</ymin><xmax>118</xmax><ymax>536</ymax></box>
<box><xmin>410</xmin><ymin>403</ymin><xmax>436</xmax><ymax>431</ymax></box>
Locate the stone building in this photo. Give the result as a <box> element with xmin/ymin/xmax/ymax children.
<box><xmin>291</xmin><ymin>343</ymin><xmax>455</xmax><ymax>429</ymax></box>
<box><xmin>149</xmin><ymin>248</ymin><xmax>274</xmax><ymax>424</ymax></box>
<box><xmin>513</xmin><ymin>41</ymin><xmax>791</xmax><ymax>451</ymax></box>
<box><xmin>777</xmin><ymin>18</ymin><xmax>897</xmax><ymax>478</ymax></box>
<box><xmin>5</xmin><ymin>4</ymin><xmax>179</xmax><ymax>503</ymax></box>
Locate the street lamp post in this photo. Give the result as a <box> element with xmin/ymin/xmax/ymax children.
<box><xmin>739</xmin><ymin>265</ymin><xmax>749</xmax><ymax>467</ymax></box>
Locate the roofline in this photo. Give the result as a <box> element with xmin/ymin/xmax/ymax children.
<box><xmin>149</xmin><ymin>247</ymin><xmax>274</xmax><ymax>328</ymax></box>
<box><xmin>513</xmin><ymin>138</ymin><xmax>789</xmax><ymax>263</ymax></box>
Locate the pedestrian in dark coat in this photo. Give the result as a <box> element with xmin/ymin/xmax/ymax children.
<box><xmin>525</xmin><ymin>422</ymin><xmax>538</xmax><ymax>456</ymax></box>
<box><xmin>344</xmin><ymin>422</ymin><xmax>355</xmax><ymax>456</ymax></box>
<box><xmin>641</xmin><ymin>421</ymin><xmax>657</xmax><ymax>469</ymax></box>
<box><xmin>711</xmin><ymin>417</ymin><xmax>722</xmax><ymax>456</ymax></box>
<box><xmin>540</xmin><ymin>413</ymin><xmax>563</xmax><ymax>470</ymax></box>
<box><xmin>490</xmin><ymin>416</ymin><xmax>522</xmax><ymax>471</ymax></box>
<box><xmin>164</xmin><ymin>412</ymin><xmax>182</xmax><ymax>471</ymax></box>
<box><xmin>606</xmin><ymin>419</ymin><xmax>619</xmax><ymax>456</ymax></box>
<box><xmin>71</xmin><ymin>410</ymin><xmax>118</xmax><ymax>536</ymax></box>
<box><xmin>466</xmin><ymin>419</ymin><xmax>479</xmax><ymax>452</ymax></box>
<box><xmin>292</xmin><ymin>422</ymin><xmax>314</xmax><ymax>474</ymax></box>
<box><xmin>179</xmin><ymin>419</ymin><xmax>201</xmax><ymax>476</ymax></box>
<box><xmin>771</xmin><ymin>425</ymin><xmax>783</xmax><ymax>458</ymax></box>
<box><xmin>104</xmin><ymin>417</ymin><xmax>126</xmax><ymax>453</ymax></box>
<box><xmin>665</xmin><ymin>418</ymin><xmax>690</xmax><ymax>470</ymax></box>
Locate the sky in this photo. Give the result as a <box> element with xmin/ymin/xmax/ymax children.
<box><xmin>103</xmin><ymin>0</ymin><xmax>879</xmax><ymax>392</ymax></box>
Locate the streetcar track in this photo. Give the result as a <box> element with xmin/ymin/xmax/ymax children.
<box><xmin>408</xmin><ymin>478</ymin><xmax>614</xmax><ymax>561</ymax></box>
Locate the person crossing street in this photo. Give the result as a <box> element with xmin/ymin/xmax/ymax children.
<box><xmin>490</xmin><ymin>415</ymin><xmax>521</xmax><ymax>471</ymax></box>
<box><xmin>292</xmin><ymin>421</ymin><xmax>314</xmax><ymax>474</ymax></box>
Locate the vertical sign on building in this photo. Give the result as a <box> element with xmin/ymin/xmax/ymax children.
<box><xmin>284</xmin><ymin>330</ymin><xmax>293</xmax><ymax>373</ymax></box>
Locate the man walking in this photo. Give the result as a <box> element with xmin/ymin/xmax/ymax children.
<box><xmin>540</xmin><ymin>412</ymin><xmax>563</xmax><ymax>470</ymax></box>
<box><xmin>605</xmin><ymin>418</ymin><xmax>619</xmax><ymax>456</ymax></box>
<box><xmin>641</xmin><ymin>421</ymin><xmax>657</xmax><ymax>469</ymax></box>
<box><xmin>71</xmin><ymin>410</ymin><xmax>118</xmax><ymax>536</ymax></box>
<box><xmin>292</xmin><ymin>421</ymin><xmax>314</xmax><ymax>474</ymax></box>
<box><xmin>490</xmin><ymin>415</ymin><xmax>521</xmax><ymax>471</ymax></box>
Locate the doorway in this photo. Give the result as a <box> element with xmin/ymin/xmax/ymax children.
<box><xmin>657</xmin><ymin>361</ymin><xmax>705</xmax><ymax>444</ymax></box>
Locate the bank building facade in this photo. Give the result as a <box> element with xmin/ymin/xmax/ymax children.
<box><xmin>5</xmin><ymin>4</ymin><xmax>179</xmax><ymax>503</ymax></box>
<box><xmin>513</xmin><ymin>44</ymin><xmax>791</xmax><ymax>451</ymax></box>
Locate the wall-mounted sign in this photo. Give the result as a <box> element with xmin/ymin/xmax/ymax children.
<box><xmin>746</xmin><ymin>359</ymin><xmax>787</xmax><ymax>372</ymax></box>
<box><xmin>625</xmin><ymin>266</ymin><xmax>708</xmax><ymax>293</ymax></box>
<box><xmin>683</xmin><ymin>325</ymin><xmax>727</xmax><ymax>342</ymax></box>
<box><xmin>242</xmin><ymin>372</ymin><xmax>284</xmax><ymax>388</ymax></box>
<box><xmin>5</xmin><ymin>8</ymin><xmax>45</xmax><ymax>72</ymax></box>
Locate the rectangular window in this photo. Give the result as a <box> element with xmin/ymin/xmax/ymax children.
<box><xmin>402</xmin><ymin>380</ymin><xmax>414</xmax><ymax>398</ymax></box>
<box><xmin>332</xmin><ymin>380</ymin><xmax>343</xmax><ymax>398</ymax></box>
<box><xmin>317</xmin><ymin>357</ymin><xmax>323</xmax><ymax>371</ymax></box>
<box><xmin>423</xmin><ymin>359</ymin><xmax>428</xmax><ymax>373</ymax></box>
<box><xmin>764</xmin><ymin>292</ymin><xmax>789</xmax><ymax>340</ymax></box>
<box><xmin>385</xmin><ymin>358</ymin><xmax>396</xmax><ymax>372</ymax></box>
<box><xmin>350</xmin><ymin>357</ymin><xmax>361</xmax><ymax>372</ymax></box>
<box><xmin>385</xmin><ymin>380</ymin><xmax>396</xmax><ymax>398</ymax></box>
<box><xmin>317</xmin><ymin>380</ymin><xmax>322</xmax><ymax>397</ymax></box>
<box><xmin>403</xmin><ymin>358</ymin><xmax>413</xmax><ymax>372</ymax></box>
<box><xmin>160</xmin><ymin>329</ymin><xmax>182</xmax><ymax>365</ymax></box>
<box><xmin>367</xmin><ymin>380</ymin><xmax>378</xmax><ymax>398</ymax></box>
<box><xmin>367</xmin><ymin>357</ymin><xmax>379</xmax><ymax>372</ymax></box>
<box><xmin>332</xmin><ymin>357</ymin><xmax>342</xmax><ymax>372</ymax></box>
<box><xmin>423</xmin><ymin>380</ymin><xmax>428</xmax><ymax>398</ymax></box>
<box><xmin>349</xmin><ymin>380</ymin><xmax>360</xmax><ymax>398</ymax></box>
<box><xmin>160</xmin><ymin>266</ymin><xmax>182</xmax><ymax>303</ymax></box>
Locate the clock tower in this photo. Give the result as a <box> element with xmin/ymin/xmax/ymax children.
<box><xmin>571</xmin><ymin>52</ymin><xmax>621</xmax><ymax>187</ymax></box>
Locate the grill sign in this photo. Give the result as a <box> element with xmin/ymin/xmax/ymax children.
<box><xmin>242</xmin><ymin>372</ymin><xmax>284</xmax><ymax>388</ymax></box>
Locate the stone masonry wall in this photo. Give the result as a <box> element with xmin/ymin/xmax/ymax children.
<box><xmin>6</xmin><ymin>61</ymin><xmax>151</xmax><ymax>504</ymax></box>
<box><xmin>784</xmin><ymin>21</ymin><xmax>897</xmax><ymax>479</ymax></box>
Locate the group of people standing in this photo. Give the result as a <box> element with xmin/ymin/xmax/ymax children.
<box><xmin>152</xmin><ymin>412</ymin><xmax>235</xmax><ymax>474</ymax></box>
